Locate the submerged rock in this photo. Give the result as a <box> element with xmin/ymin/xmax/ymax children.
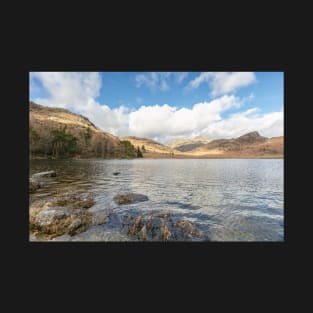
<box><xmin>91</xmin><ymin>210</ymin><xmax>110</xmax><ymax>225</ymax></box>
<box><xmin>48</xmin><ymin>192</ymin><xmax>95</xmax><ymax>209</ymax></box>
<box><xmin>173</xmin><ymin>220</ymin><xmax>202</xmax><ymax>240</ymax></box>
<box><xmin>113</xmin><ymin>172</ymin><xmax>121</xmax><ymax>175</ymax></box>
<box><xmin>113</xmin><ymin>193</ymin><xmax>149</xmax><ymax>205</ymax></box>
<box><xmin>32</xmin><ymin>170</ymin><xmax>56</xmax><ymax>178</ymax></box>
<box><xmin>52</xmin><ymin>226</ymin><xmax>130</xmax><ymax>241</ymax></box>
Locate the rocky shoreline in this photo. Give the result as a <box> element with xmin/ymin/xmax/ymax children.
<box><xmin>29</xmin><ymin>171</ymin><xmax>206</xmax><ymax>241</ymax></box>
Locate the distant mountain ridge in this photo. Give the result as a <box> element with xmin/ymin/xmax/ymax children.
<box><xmin>187</xmin><ymin>131</ymin><xmax>283</xmax><ymax>157</ymax></box>
<box><xmin>167</xmin><ymin>136</ymin><xmax>212</xmax><ymax>152</ymax></box>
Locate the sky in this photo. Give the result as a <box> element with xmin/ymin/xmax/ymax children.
<box><xmin>29</xmin><ymin>72</ymin><xmax>284</xmax><ymax>144</ymax></box>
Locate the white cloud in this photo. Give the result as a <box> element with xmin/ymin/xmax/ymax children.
<box><xmin>200</xmin><ymin>108</ymin><xmax>283</xmax><ymax>139</ymax></box>
<box><xmin>127</xmin><ymin>95</ymin><xmax>243</xmax><ymax>141</ymax></box>
<box><xmin>186</xmin><ymin>72</ymin><xmax>256</xmax><ymax>96</ymax></box>
<box><xmin>30</xmin><ymin>72</ymin><xmax>283</xmax><ymax>144</ymax></box>
<box><xmin>30</xmin><ymin>72</ymin><xmax>102</xmax><ymax>110</ymax></box>
<box><xmin>135</xmin><ymin>72</ymin><xmax>171</xmax><ymax>91</ymax></box>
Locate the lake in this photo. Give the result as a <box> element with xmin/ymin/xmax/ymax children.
<box><xmin>29</xmin><ymin>159</ymin><xmax>284</xmax><ymax>241</ymax></box>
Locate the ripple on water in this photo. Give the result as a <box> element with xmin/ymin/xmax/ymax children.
<box><xmin>30</xmin><ymin>159</ymin><xmax>284</xmax><ymax>241</ymax></box>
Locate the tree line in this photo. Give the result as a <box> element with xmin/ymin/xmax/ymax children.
<box><xmin>29</xmin><ymin>125</ymin><xmax>145</xmax><ymax>159</ymax></box>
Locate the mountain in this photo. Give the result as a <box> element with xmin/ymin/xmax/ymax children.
<box><xmin>167</xmin><ymin>136</ymin><xmax>212</xmax><ymax>152</ymax></box>
<box><xmin>29</xmin><ymin>102</ymin><xmax>128</xmax><ymax>159</ymax></box>
<box><xmin>185</xmin><ymin>132</ymin><xmax>283</xmax><ymax>157</ymax></box>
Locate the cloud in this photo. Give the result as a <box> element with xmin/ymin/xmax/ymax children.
<box><xmin>186</xmin><ymin>72</ymin><xmax>257</xmax><ymax>96</ymax></box>
<box><xmin>134</xmin><ymin>72</ymin><xmax>171</xmax><ymax>91</ymax></box>
<box><xmin>175</xmin><ymin>72</ymin><xmax>188</xmax><ymax>83</ymax></box>
<box><xmin>30</xmin><ymin>72</ymin><xmax>283</xmax><ymax>144</ymax></box>
<box><xmin>126</xmin><ymin>95</ymin><xmax>243</xmax><ymax>140</ymax></box>
<box><xmin>30</xmin><ymin>72</ymin><xmax>102</xmax><ymax>110</ymax></box>
<box><xmin>200</xmin><ymin>108</ymin><xmax>283</xmax><ymax>139</ymax></box>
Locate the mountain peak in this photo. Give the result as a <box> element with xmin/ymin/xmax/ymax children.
<box><xmin>237</xmin><ymin>131</ymin><xmax>266</xmax><ymax>144</ymax></box>
<box><xmin>239</xmin><ymin>131</ymin><xmax>261</xmax><ymax>138</ymax></box>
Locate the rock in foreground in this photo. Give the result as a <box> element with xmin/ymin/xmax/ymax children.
<box><xmin>113</xmin><ymin>193</ymin><xmax>149</xmax><ymax>205</ymax></box>
<box><xmin>29</xmin><ymin>191</ymin><xmax>98</xmax><ymax>240</ymax></box>
<box><xmin>32</xmin><ymin>170</ymin><xmax>56</xmax><ymax>179</ymax></box>
<box><xmin>30</xmin><ymin>206</ymin><xmax>93</xmax><ymax>239</ymax></box>
<box><xmin>119</xmin><ymin>211</ymin><xmax>204</xmax><ymax>241</ymax></box>
<box><xmin>29</xmin><ymin>191</ymin><xmax>206</xmax><ymax>242</ymax></box>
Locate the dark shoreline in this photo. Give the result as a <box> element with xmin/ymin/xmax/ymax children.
<box><xmin>30</xmin><ymin>155</ymin><xmax>284</xmax><ymax>161</ymax></box>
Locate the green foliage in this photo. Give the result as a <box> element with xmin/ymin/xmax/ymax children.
<box><xmin>50</xmin><ymin>126</ymin><xmax>79</xmax><ymax>158</ymax></box>
<box><xmin>137</xmin><ymin>146</ymin><xmax>143</xmax><ymax>158</ymax></box>
<box><xmin>120</xmin><ymin>140</ymin><xmax>137</xmax><ymax>158</ymax></box>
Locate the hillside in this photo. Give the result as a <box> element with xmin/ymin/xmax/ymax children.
<box><xmin>184</xmin><ymin>132</ymin><xmax>283</xmax><ymax>158</ymax></box>
<box><xmin>120</xmin><ymin>136</ymin><xmax>182</xmax><ymax>158</ymax></box>
<box><xmin>167</xmin><ymin>135</ymin><xmax>212</xmax><ymax>152</ymax></box>
<box><xmin>29</xmin><ymin>102</ymin><xmax>128</xmax><ymax>159</ymax></box>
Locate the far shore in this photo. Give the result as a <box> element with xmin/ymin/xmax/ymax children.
<box><xmin>29</xmin><ymin>153</ymin><xmax>284</xmax><ymax>161</ymax></box>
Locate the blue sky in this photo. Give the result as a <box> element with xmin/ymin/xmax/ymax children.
<box><xmin>30</xmin><ymin>72</ymin><xmax>284</xmax><ymax>143</ymax></box>
<box><xmin>95</xmin><ymin>72</ymin><xmax>283</xmax><ymax>114</ymax></box>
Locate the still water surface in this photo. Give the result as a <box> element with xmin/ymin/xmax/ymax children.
<box><xmin>30</xmin><ymin>159</ymin><xmax>284</xmax><ymax>241</ymax></box>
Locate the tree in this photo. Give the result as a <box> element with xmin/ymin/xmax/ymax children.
<box><xmin>50</xmin><ymin>126</ymin><xmax>79</xmax><ymax>158</ymax></box>
<box><xmin>137</xmin><ymin>146</ymin><xmax>143</xmax><ymax>158</ymax></box>
<box><xmin>141</xmin><ymin>145</ymin><xmax>146</xmax><ymax>153</ymax></box>
<box><xmin>120</xmin><ymin>140</ymin><xmax>136</xmax><ymax>158</ymax></box>
<box><xmin>29</xmin><ymin>126</ymin><xmax>40</xmax><ymax>158</ymax></box>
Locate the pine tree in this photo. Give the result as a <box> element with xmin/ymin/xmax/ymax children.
<box><xmin>137</xmin><ymin>146</ymin><xmax>143</xmax><ymax>158</ymax></box>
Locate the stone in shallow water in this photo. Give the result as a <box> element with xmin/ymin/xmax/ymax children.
<box><xmin>91</xmin><ymin>210</ymin><xmax>110</xmax><ymax>225</ymax></box>
<box><xmin>52</xmin><ymin>226</ymin><xmax>130</xmax><ymax>241</ymax></box>
<box><xmin>30</xmin><ymin>206</ymin><xmax>92</xmax><ymax>239</ymax></box>
<box><xmin>173</xmin><ymin>220</ymin><xmax>202</xmax><ymax>240</ymax></box>
<box><xmin>119</xmin><ymin>211</ymin><xmax>203</xmax><ymax>241</ymax></box>
<box><xmin>48</xmin><ymin>191</ymin><xmax>95</xmax><ymax>209</ymax></box>
<box><xmin>32</xmin><ymin>171</ymin><xmax>56</xmax><ymax>178</ymax></box>
<box><xmin>113</xmin><ymin>193</ymin><xmax>149</xmax><ymax>205</ymax></box>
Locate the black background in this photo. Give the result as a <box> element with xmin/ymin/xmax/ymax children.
<box><xmin>3</xmin><ymin>4</ymin><xmax>305</xmax><ymax>309</ymax></box>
